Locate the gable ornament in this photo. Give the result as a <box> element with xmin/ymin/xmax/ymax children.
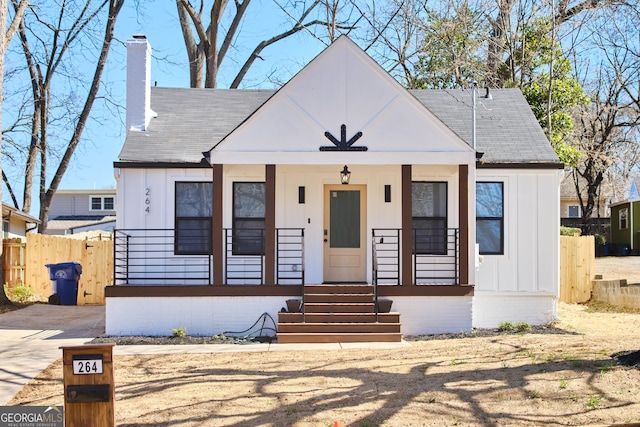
<box><xmin>320</xmin><ymin>124</ymin><xmax>367</xmax><ymax>151</ymax></box>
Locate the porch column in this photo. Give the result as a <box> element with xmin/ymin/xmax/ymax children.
<box><xmin>212</xmin><ymin>164</ymin><xmax>224</xmax><ymax>285</ymax></box>
<box><xmin>459</xmin><ymin>165</ymin><xmax>469</xmax><ymax>285</ymax></box>
<box><xmin>265</xmin><ymin>165</ymin><xmax>276</xmax><ymax>286</ymax></box>
<box><xmin>401</xmin><ymin>164</ymin><xmax>412</xmax><ymax>286</ymax></box>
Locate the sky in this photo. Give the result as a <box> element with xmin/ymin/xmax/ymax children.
<box><xmin>3</xmin><ymin>1</ymin><xmax>328</xmax><ymax>209</ymax></box>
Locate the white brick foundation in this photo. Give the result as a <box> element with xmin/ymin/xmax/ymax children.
<box><xmin>472</xmin><ymin>293</ymin><xmax>558</xmax><ymax>329</ymax></box>
<box><xmin>106</xmin><ymin>296</ymin><xmax>290</xmax><ymax>337</ymax></box>
<box><xmin>392</xmin><ymin>296</ymin><xmax>473</xmax><ymax>336</ymax></box>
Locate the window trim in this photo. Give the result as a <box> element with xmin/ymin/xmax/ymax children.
<box><xmin>619</xmin><ymin>207</ymin><xmax>629</xmax><ymax>230</ymax></box>
<box><xmin>174</xmin><ymin>181</ymin><xmax>213</xmax><ymax>256</ymax></box>
<box><xmin>476</xmin><ymin>181</ymin><xmax>504</xmax><ymax>255</ymax></box>
<box><xmin>411</xmin><ymin>181</ymin><xmax>448</xmax><ymax>255</ymax></box>
<box><xmin>89</xmin><ymin>195</ymin><xmax>115</xmax><ymax>211</ymax></box>
<box><xmin>232</xmin><ymin>182</ymin><xmax>266</xmax><ymax>256</ymax></box>
<box><xmin>567</xmin><ymin>205</ymin><xmax>580</xmax><ymax>218</ymax></box>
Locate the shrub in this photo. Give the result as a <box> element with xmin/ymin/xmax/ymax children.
<box><xmin>3</xmin><ymin>283</ymin><xmax>33</xmax><ymax>303</ymax></box>
<box><xmin>171</xmin><ymin>327</ymin><xmax>187</xmax><ymax>338</ymax></box>
<box><xmin>560</xmin><ymin>226</ymin><xmax>581</xmax><ymax>236</ymax></box>
<box><xmin>498</xmin><ymin>321</ymin><xmax>515</xmax><ymax>332</ymax></box>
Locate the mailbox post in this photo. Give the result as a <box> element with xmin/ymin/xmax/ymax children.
<box><xmin>60</xmin><ymin>343</ymin><xmax>115</xmax><ymax>427</ymax></box>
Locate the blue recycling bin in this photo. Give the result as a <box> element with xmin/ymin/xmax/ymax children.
<box><xmin>46</xmin><ymin>262</ymin><xmax>82</xmax><ymax>305</ymax></box>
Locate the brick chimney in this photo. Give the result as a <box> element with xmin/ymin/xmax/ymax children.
<box><xmin>126</xmin><ymin>35</ymin><xmax>156</xmax><ymax>131</ymax></box>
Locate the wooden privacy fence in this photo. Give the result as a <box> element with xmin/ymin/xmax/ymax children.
<box><xmin>2</xmin><ymin>239</ymin><xmax>26</xmax><ymax>288</ymax></box>
<box><xmin>6</xmin><ymin>233</ymin><xmax>114</xmax><ymax>305</ymax></box>
<box><xmin>560</xmin><ymin>235</ymin><xmax>595</xmax><ymax>303</ymax></box>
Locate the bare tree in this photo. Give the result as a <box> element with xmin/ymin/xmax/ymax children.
<box><xmin>570</xmin><ymin>4</ymin><xmax>640</xmax><ymax>229</ymax></box>
<box><xmin>0</xmin><ymin>0</ymin><xmax>29</xmax><ymax>305</ymax></box>
<box><xmin>175</xmin><ymin>0</ymin><xmax>356</xmax><ymax>89</ymax></box>
<box><xmin>4</xmin><ymin>0</ymin><xmax>125</xmax><ymax>233</ymax></box>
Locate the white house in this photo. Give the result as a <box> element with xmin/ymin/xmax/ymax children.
<box><xmin>106</xmin><ymin>35</ymin><xmax>563</xmax><ymax>342</ymax></box>
<box><xmin>46</xmin><ymin>189</ymin><xmax>117</xmax><ymax>235</ymax></box>
<box><xmin>2</xmin><ymin>203</ymin><xmax>39</xmax><ymax>239</ymax></box>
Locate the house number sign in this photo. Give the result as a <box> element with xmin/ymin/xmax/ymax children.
<box><xmin>145</xmin><ymin>187</ymin><xmax>151</xmax><ymax>215</ymax></box>
<box><xmin>72</xmin><ymin>354</ymin><xmax>103</xmax><ymax>375</ymax></box>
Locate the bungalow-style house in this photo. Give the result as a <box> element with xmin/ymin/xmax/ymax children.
<box><xmin>106</xmin><ymin>35</ymin><xmax>563</xmax><ymax>342</ymax></box>
<box><xmin>46</xmin><ymin>189</ymin><xmax>116</xmax><ymax>235</ymax></box>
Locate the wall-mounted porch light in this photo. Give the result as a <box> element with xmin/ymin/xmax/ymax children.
<box><xmin>340</xmin><ymin>165</ymin><xmax>351</xmax><ymax>184</ymax></box>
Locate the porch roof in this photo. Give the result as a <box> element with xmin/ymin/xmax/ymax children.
<box><xmin>119</xmin><ymin>87</ymin><xmax>560</xmax><ymax>167</ymax></box>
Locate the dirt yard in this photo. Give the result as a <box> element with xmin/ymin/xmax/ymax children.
<box><xmin>7</xmin><ymin>257</ymin><xmax>640</xmax><ymax>426</ymax></box>
<box><xmin>9</xmin><ymin>300</ymin><xmax>640</xmax><ymax>427</ymax></box>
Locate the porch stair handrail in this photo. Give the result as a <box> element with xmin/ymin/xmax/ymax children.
<box><xmin>371</xmin><ymin>230</ymin><xmax>380</xmax><ymax>323</ymax></box>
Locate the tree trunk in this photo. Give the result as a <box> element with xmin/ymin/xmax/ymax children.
<box><xmin>486</xmin><ymin>0</ymin><xmax>514</xmax><ymax>87</ymax></box>
<box><xmin>0</xmin><ymin>0</ymin><xmax>8</xmax><ymax>305</ymax></box>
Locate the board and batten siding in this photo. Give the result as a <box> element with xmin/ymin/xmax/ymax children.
<box><xmin>473</xmin><ymin>168</ymin><xmax>562</xmax><ymax>327</ymax></box>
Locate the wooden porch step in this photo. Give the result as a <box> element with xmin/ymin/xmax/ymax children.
<box><xmin>276</xmin><ymin>283</ymin><xmax>402</xmax><ymax>343</ymax></box>
<box><xmin>304</xmin><ymin>293</ymin><xmax>374</xmax><ymax>303</ymax></box>
<box><xmin>278</xmin><ymin>322</ymin><xmax>401</xmax><ymax>334</ymax></box>
<box><xmin>278</xmin><ymin>312</ymin><xmax>400</xmax><ymax>323</ymax></box>
<box><xmin>304</xmin><ymin>284</ymin><xmax>373</xmax><ymax>295</ymax></box>
<box><xmin>304</xmin><ymin>302</ymin><xmax>374</xmax><ymax>313</ymax></box>
<box><xmin>277</xmin><ymin>332</ymin><xmax>402</xmax><ymax>343</ymax></box>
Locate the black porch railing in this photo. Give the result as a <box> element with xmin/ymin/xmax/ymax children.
<box><xmin>413</xmin><ymin>228</ymin><xmax>459</xmax><ymax>284</ymax></box>
<box><xmin>114</xmin><ymin>229</ymin><xmax>212</xmax><ymax>285</ymax></box>
<box><xmin>371</xmin><ymin>228</ymin><xmax>460</xmax><ymax>285</ymax></box>
<box><xmin>114</xmin><ymin>228</ymin><xmax>304</xmax><ymax>285</ymax></box>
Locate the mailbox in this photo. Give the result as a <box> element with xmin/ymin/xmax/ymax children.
<box><xmin>60</xmin><ymin>343</ymin><xmax>115</xmax><ymax>427</ymax></box>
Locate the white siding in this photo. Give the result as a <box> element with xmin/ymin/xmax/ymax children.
<box><xmin>474</xmin><ymin>169</ymin><xmax>561</xmax><ymax>327</ymax></box>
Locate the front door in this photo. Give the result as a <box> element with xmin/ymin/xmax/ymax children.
<box><xmin>323</xmin><ymin>185</ymin><xmax>367</xmax><ymax>282</ymax></box>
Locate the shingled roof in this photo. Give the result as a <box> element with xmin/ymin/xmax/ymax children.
<box><xmin>118</xmin><ymin>86</ymin><xmax>560</xmax><ymax>167</ymax></box>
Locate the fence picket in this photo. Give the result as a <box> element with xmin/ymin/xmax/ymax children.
<box><xmin>559</xmin><ymin>235</ymin><xmax>595</xmax><ymax>303</ymax></box>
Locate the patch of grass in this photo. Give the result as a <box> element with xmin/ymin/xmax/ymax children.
<box><xmin>599</xmin><ymin>361</ymin><xmax>616</xmax><ymax>376</ymax></box>
<box><xmin>560</xmin><ymin>379</ymin><xmax>568</xmax><ymax>389</ymax></box>
<box><xmin>584</xmin><ymin>300</ymin><xmax>640</xmax><ymax>314</ymax></box>
<box><xmin>516</xmin><ymin>322</ymin><xmax>532</xmax><ymax>333</ymax></box>
<box><xmin>529</xmin><ymin>390</ymin><xmax>541</xmax><ymax>399</ymax></box>
<box><xmin>586</xmin><ymin>394</ymin><xmax>602</xmax><ymax>409</ymax></box>
<box><xmin>286</xmin><ymin>405</ymin><xmax>297</xmax><ymax>415</ymax></box>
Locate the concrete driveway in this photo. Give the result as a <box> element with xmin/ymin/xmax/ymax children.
<box><xmin>0</xmin><ymin>304</ymin><xmax>104</xmax><ymax>404</ymax></box>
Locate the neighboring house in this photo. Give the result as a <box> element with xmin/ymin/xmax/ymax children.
<box><xmin>560</xmin><ymin>173</ymin><xmax>614</xmax><ymax>220</ymax></box>
<box><xmin>2</xmin><ymin>203</ymin><xmax>39</xmax><ymax>239</ymax></box>
<box><xmin>46</xmin><ymin>189</ymin><xmax>116</xmax><ymax>235</ymax></box>
<box><xmin>106</xmin><ymin>35</ymin><xmax>563</xmax><ymax>340</ymax></box>
<box><xmin>610</xmin><ymin>179</ymin><xmax>640</xmax><ymax>254</ymax></box>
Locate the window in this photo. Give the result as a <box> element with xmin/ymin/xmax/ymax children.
<box><xmin>476</xmin><ymin>182</ymin><xmax>504</xmax><ymax>255</ymax></box>
<box><xmin>619</xmin><ymin>208</ymin><xmax>629</xmax><ymax>230</ymax></box>
<box><xmin>568</xmin><ymin>205</ymin><xmax>580</xmax><ymax>218</ymax></box>
<box><xmin>175</xmin><ymin>182</ymin><xmax>212</xmax><ymax>255</ymax></box>
<box><xmin>90</xmin><ymin>196</ymin><xmax>115</xmax><ymax>211</ymax></box>
<box><xmin>412</xmin><ymin>182</ymin><xmax>447</xmax><ymax>254</ymax></box>
<box><xmin>233</xmin><ymin>182</ymin><xmax>265</xmax><ymax>255</ymax></box>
